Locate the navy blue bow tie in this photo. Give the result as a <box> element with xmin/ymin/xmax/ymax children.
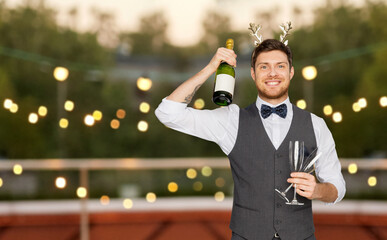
<box><xmin>260</xmin><ymin>104</ymin><xmax>287</xmax><ymax>119</ymax></box>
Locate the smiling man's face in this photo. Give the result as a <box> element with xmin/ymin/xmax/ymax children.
<box><xmin>251</xmin><ymin>50</ymin><xmax>294</xmax><ymax>105</ymax></box>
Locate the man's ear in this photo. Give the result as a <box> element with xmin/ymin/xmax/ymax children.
<box><xmin>250</xmin><ymin>67</ymin><xmax>256</xmax><ymax>81</ymax></box>
<box><xmin>290</xmin><ymin>66</ymin><xmax>294</xmax><ymax>80</ymax></box>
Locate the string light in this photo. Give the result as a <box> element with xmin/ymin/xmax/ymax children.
<box><xmin>186</xmin><ymin>168</ymin><xmax>197</xmax><ymax>179</ymax></box>
<box><xmin>168</xmin><ymin>182</ymin><xmax>178</xmax><ymax>193</ymax></box>
<box><xmin>215</xmin><ymin>177</ymin><xmax>226</xmax><ymax>187</ymax></box>
<box><xmin>352</xmin><ymin>102</ymin><xmax>361</xmax><ymax>112</ymax></box>
<box><xmin>137</xmin><ymin>77</ymin><xmax>152</xmax><ymax>91</ymax></box>
<box><xmin>55</xmin><ymin>177</ymin><xmax>67</xmax><ymax>189</ymax></box>
<box><xmin>84</xmin><ymin>114</ymin><xmax>95</xmax><ymax>126</ymax></box>
<box><xmin>201</xmin><ymin>166</ymin><xmax>212</xmax><ymax>177</ymax></box>
<box><xmin>53</xmin><ymin>66</ymin><xmax>69</xmax><ymax>81</ymax></box>
<box><xmin>123</xmin><ymin>198</ymin><xmax>133</xmax><ymax>209</ymax></box>
<box><xmin>139</xmin><ymin>102</ymin><xmax>150</xmax><ymax>113</ymax></box>
<box><xmin>3</xmin><ymin>99</ymin><xmax>13</xmax><ymax>109</ymax></box>
<box><xmin>38</xmin><ymin>106</ymin><xmax>48</xmax><ymax>116</ymax></box>
<box><xmin>137</xmin><ymin>120</ymin><xmax>148</xmax><ymax>132</ymax></box>
<box><xmin>110</xmin><ymin>119</ymin><xmax>120</xmax><ymax>129</ymax></box>
<box><xmin>64</xmin><ymin>100</ymin><xmax>74</xmax><ymax>111</ymax></box>
<box><xmin>193</xmin><ymin>181</ymin><xmax>203</xmax><ymax>191</ymax></box>
<box><xmin>59</xmin><ymin>118</ymin><xmax>69</xmax><ymax>128</ymax></box>
<box><xmin>146</xmin><ymin>192</ymin><xmax>156</xmax><ymax>203</ymax></box>
<box><xmin>348</xmin><ymin>163</ymin><xmax>358</xmax><ymax>174</ymax></box>
<box><xmin>296</xmin><ymin>99</ymin><xmax>307</xmax><ymax>109</ymax></box>
<box><xmin>77</xmin><ymin>187</ymin><xmax>87</xmax><ymax>198</ymax></box>
<box><xmin>380</xmin><ymin>96</ymin><xmax>387</xmax><ymax>107</ymax></box>
<box><xmin>10</xmin><ymin>103</ymin><xmax>18</xmax><ymax>113</ymax></box>
<box><xmin>323</xmin><ymin>105</ymin><xmax>333</xmax><ymax>116</ymax></box>
<box><xmin>194</xmin><ymin>98</ymin><xmax>205</xmax><ymax>109</ymax></box>
<box><xmin>13</xmin><ymin>164</ymin><xmax>23</xmax><ymax>175</ymax></box>
<box><xmin>214</xmin><ymin>191</ymin><xmax>225</xmax><ymax>202</ymax></box>
<box><xmin>28</xmin><ymin>113</ymin><xmax>39</xmax><ymax>124</ymax></box>
<box><xmin>332</xmin><ymin>112</ymin><xmax>342</xmax><ymax>123</ymax></box>
<box><xmin>302</xmin><ymin>66</ymin><xmax>317</xmax><ymax>81</ymax></box>
<box><xmin>100</xmin><ymin>195</ymin><xmax>110</xmax><ymax>205</ymax></box>
<box><xmin>368</xmin><ymin>176</ymin><xmax>377</xmax><ymax>187</ymax></box>
<box><xmin>116</xmin><ymin>109</ymin><xmax>126</xmax><ymax>119</ymax></box>
<box><xmin>358</xmin><ymin>98</ymin><xmax>367</xmax><ymax>109</ymax></box>
<box><xmin>93</xmin><ymin>110</ymin><xmax>103</xmax><ymax>121</ymax></box>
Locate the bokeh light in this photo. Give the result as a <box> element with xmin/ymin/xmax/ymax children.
<box><xmin>137</xmin><ymin>120</ymin><xmax>149</xmax><ymax>132</ymax></box>
<box><xmin>123</xmin><ymin>198</ymin><xmax>133</xmax><ymax>209</ymax></box>
<box><xmin>13</xmin><ymin>164</ymin><xmax>23</xmax><ymax>175</ymax></box>
<box><xmin>146</xmin><ymin>192</ymin><xmax>156</xmax><ymax>203</ymax></box>
<box><xmin>100</xmin><ymin>195</ymin><xmax>110</xmax><ymax>205</ymax></box>
<box><xmin>139</xmin><ymin>102</ymin><xmax>150</xmax><ymax>113</ymax></box>
<box><xmin>193</xmin><ymin>181</ymin><xmax>203</xmax><ymax>191</ymax></box>
<box><xmin>64</xmin><ymin>100</ymin><xmax>74</xmax><ymax>111</ymax></box>
<box><xmin>201</xmin><ymin>166</ymin><xmax>212</xmax><ymax>177</ymax></box>
<box><xmin>110</xmin><ymin>119</ymin><xmax>120</xmax><ymax>129</ymax></box>
<box><xmin>380</xmin><ymin>96</ymin><xmax>387</xmax><ymax>107</ymax></box>
<box><xmin>77</xmin><ymin>187</ymin><xmax>87</xmax><ymax>198</ymax></box>
<box><xmin>84</xmin><ymin>114</ymin><xmax>95</xmax><ymax>126</ymax></box>
<box><xmin>186</xmin><ymin>168</ymin><xmax>197</xmax><ymax>179</ymax></box>
<box><xmin>323</xmin><ymin>105</ymin><xmax>333</xmax><ymax>116</ymax></box>
<box><xmin>59</xmin><ymin>118</ymin><xmax>69</xmax><ymax>128</ymax></box>
<box><xmin>28</xmin><ymin>113</ymin><xmax>39</xmax><ymax>124</ymax></box>
<box><xmin>38</xmin><ymin>106</ymin><xmax>48</xmax><ymax>116</ymax></box>
<box><xmin>296</xmin><ymin>99</ymin><xmax>307</xmax><ymax>109</ymax></box>
<box><xmin>215</xmin><ymin>177</ymin><xmax>225</xmax><ymax>187</ymax></box>
<box><xmin>368</xmin><ymin>176</ymin><xmax>377</xmax><ymax>187</ymax></box>
<box><xmin>55</xmin><ymin>177</ymin><xmax>67</xmax><ymax>189</ymax></box>
<box><xmin>3</xmin><ymin>99</ymin><xmax>13</xmax><ymax>109</ymax></box>
<box><xmin>352</xmin><ymin>102</ymin><xmax>361</xmax><ymax>112</ymax></box>
<box><xmin>332</xmin><ymin>112</ymin><xmax>342</xmax><ymax>123</ymax></box>
<box><xmin>302</xmin><ymin>65</ymin><xmax>317</xmax><ymax>80</ymax></box>
<box><xmin>53</xmin><ymin>66</ymin><xmax>69</xmax><ymax>81</ymax></box>
<box><xmin>348</xmin><ymin>163</ymin><xmax>358</xmax><ymax>174</ymax></box>
<box><xmin>214</xmin><ymin>191</ymin><xmax>225</xmax><ymax>202</ymax></box>
<box><xmin>116</xmin><ymin>109</ymin><xmax>126</xmax><ymax>119</ymax></box>
<box><xmin>194</xmin><ymin>98</ymin><xmax>205</xmax><ymax>109</ymax></box>
<box><xmin>168</xmin><ymin>182</ymin><xmax>178</xmax><ymax>193</ymax></box>
<box><xmin>93</xmin><ymin>110</ymin><xmax>103</xmax><ymax>121</ymax></box>
<box><xmin>10</xmin><ymin>103</ymin><xmax>18</xmax><ymax>113</ymax></box>
<box><xmin>358</xmin><ymin>98</ymin><xmax>367</xmax><ymax>109</ymax></box>
<box><xmin>137</xmin><ymin>77</ymin><xmax>152</xmax><ymax>91</ymax></box>
<box><xmin>0</xmin><ymin>178</ymin><xmax>3</xmax><ymax>188</ymax></box>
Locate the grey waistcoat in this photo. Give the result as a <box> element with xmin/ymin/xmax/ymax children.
<box><xmin>228</xmin><ymin>103</ymin><xmax>317</xmax><ymax>240</ymax></box>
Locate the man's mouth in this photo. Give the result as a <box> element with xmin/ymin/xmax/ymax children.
<box><xmin>265</xmin><ymin>80</ymin><xmax>281</xmax><ymax>86</ymax></box>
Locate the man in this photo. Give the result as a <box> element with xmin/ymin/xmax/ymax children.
<box><xmin>155</xmin><ymin>39</ymin><xmax>345</xmax><ymax>240</ymax></box>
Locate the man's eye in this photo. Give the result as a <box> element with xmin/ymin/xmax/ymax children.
<box><xmin>260</xmin><ymin>65</ymin><xmax>267</xmax><ymax>69</ymax></box>
<box><xmin>278</xmin><ymin>65</ymin><xmax>285</xmax><ymax>68</ymax></box>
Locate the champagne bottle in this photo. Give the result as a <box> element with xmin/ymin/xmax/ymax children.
<box><xmin>212</xmin><ymin>39</ymin><xmax>235</xmax><ymax>106</ymax></box>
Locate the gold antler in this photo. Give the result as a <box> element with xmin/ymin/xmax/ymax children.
<box><xmin>248</xmin><ymin>23</ymin><xmax>263</xmax><ymax>46</ymax></box>
<box><xmin>279</xmin><ymin>22</ymin><xmax>292</xmax><ymax>46</ymax></box>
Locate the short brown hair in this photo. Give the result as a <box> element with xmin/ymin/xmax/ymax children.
<box><xmin>251</xmin><ymin>39</ymin><xmax>293</xmax><ymax>69</ymax></box>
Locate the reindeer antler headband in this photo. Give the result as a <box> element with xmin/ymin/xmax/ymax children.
<box><xmin>248</xmin><ymin>21</ymin><xmax>293</xmax><ymax>46</ymax></box>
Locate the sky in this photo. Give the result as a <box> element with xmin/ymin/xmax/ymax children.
<box><xmin>9</xmin><ymin>0</ymin><xmax>366</xmax><ymax>46</ymax></box>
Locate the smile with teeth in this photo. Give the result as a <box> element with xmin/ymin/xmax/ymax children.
<box><xmin>265</xmin><ymin>80</ymin><xmax>281</xmax><ymax>86</ymax></box>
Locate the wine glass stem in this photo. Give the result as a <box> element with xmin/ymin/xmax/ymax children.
<box><xmin>293</xmin><ymin>184</ymin><xmax>297</xmax><ymax>201</ymax></box>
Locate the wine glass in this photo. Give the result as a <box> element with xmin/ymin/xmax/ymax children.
<box><xmin>286</xmin><ymin>141</ymin><xmax>305</xmax><ymax>205</ymax></box>
<box><xmin>275</xmin><ymin>147</ymin><xmax>319</xmax><ymax>202</ymax></box>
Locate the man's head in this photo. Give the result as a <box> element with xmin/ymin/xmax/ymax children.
<box><xmin>251</xmin><ymin>39</ymin><xmax>293</xmax><ymax>69</ymax></box>
<box><xmin>250</xmin><ymin>39</ymin><xmax>294</xmax><ymax>104</ymax></box>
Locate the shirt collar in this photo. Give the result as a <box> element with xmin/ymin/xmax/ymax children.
<box><xmin>255</xmin><ymin>96</ymin><xmax>292</xmax><ymax>119</ymax></box>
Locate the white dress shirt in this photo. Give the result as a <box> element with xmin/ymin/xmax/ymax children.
<box><xmin>155</xmin><ymin>96</ymin><xmax>346</xmax><ymax>203</ymax></box>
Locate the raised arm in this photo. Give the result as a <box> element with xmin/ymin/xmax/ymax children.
<box><xmin>167</xmin><ymin>47</ymin><xmax>237</xmax><ymax>104</ymax></box>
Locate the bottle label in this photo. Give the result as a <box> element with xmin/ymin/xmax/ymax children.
<box><xmin>215</xmin><ymin>74</ymin><xmax>235</xmax><ymax>95</ymax></box>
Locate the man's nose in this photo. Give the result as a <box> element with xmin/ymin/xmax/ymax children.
<box><xmin>268</xmin><ymin>67</ymin><xmax>278</xmax><ymax>77</ymax></box>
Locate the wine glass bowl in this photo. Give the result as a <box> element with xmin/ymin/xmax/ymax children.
<box><xmin>274</xmin><ymin>141</ymin><xmax>321</xmax><ymax>205</ymax></box>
